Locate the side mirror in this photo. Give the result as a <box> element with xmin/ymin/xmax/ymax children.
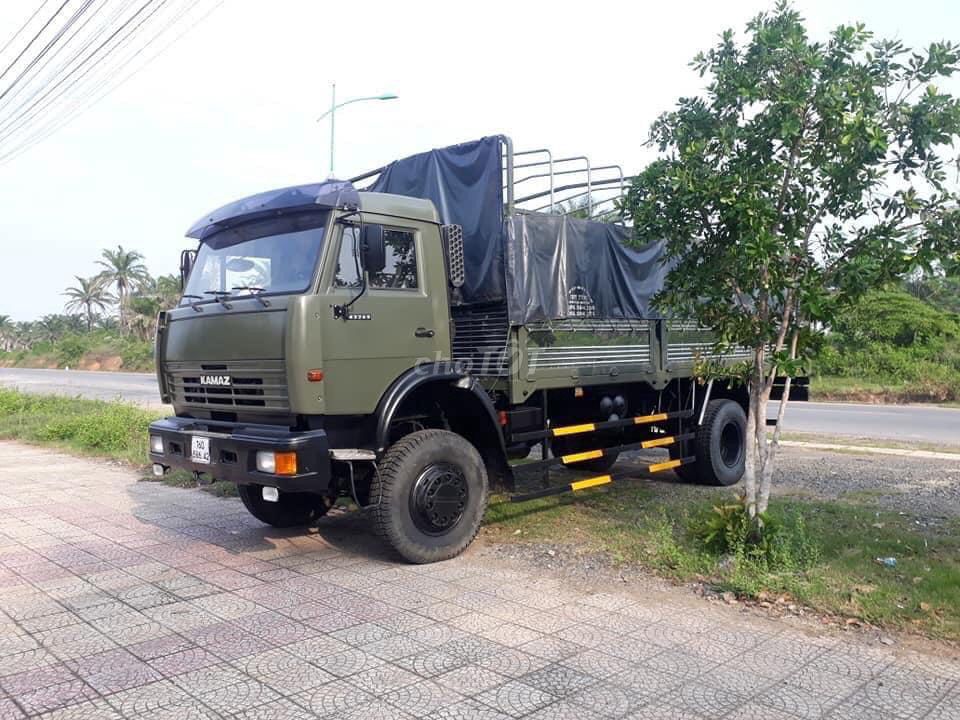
<box><xmin>179</xmin><ymin>249</ymin><xmax>197</xmax><ymax>290</ymax></box>
<box><xmin>360</xmin><ymin>225</ymin><xmax>386</xmax><ymax>274</ymax></box>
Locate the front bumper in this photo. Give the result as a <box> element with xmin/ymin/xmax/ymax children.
<box><xmin>148</xmin><ymin>416</ymin><xmax>331</xmax><ymax>493</ymax></box>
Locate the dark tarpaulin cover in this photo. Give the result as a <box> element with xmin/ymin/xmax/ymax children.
<box><xmin>367</xmin><ymin>136</ymin><xmax>505</xmax><ymax>303</ymax></box>
<box><xmin>505</xmin><ymin>213</ymin><xmax>668</xmax><ymax>323</ymax></box>
<box><xmin>364</xmin><ymin>136</ymin><xmax>668</xmax><ymax>322</ymax></box>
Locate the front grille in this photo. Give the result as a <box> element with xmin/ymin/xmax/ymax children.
<box><xmin>164</xmin><ymin>359</ymin><xmax>289</xmax><ymax>411</ymax></box>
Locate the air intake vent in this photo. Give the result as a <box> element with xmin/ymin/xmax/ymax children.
<box><xmin>442</xmin><ymin>224</ymin><xmax>465</xmax><ymax>288</ymax></box>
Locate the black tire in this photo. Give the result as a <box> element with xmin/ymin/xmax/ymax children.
<box><xmin>370</xmin><ymin>429</ymin><xmax>488</xmax><ymax>564</ymax></box>
<box><xmin>551</xmin><ymin>435</ymin><xmax>620</xmax><ymax>474</ymax></box>
<box><xmin>679</xmin><ymin>399</ymin><xmax>747</xmax><ymax>486</ymax></box>
<box><xmin>238</xmin><ymin>484</ymin><xmax>334</xmax><ymax>528</ymax></box>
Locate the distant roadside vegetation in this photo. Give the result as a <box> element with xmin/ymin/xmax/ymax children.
<box><xmin>1</xmin><ymin>248</ymin><xmax>957</xmax><ymax>403</ymax></box>
<box><xmin>0</xmin><ymin>245</ymin><xmax>178</xmax><ymax>373</ymax></box>
<box><xmin>809</xmin><ymin>275</ymin><xmax>960</xmax><ymax>403</ymax></box>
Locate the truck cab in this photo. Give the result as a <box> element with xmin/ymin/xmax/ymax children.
<box><xmin>149</xmin><ymin>179</ymin><xmax>504</xmax><ymax>562</ymax></box>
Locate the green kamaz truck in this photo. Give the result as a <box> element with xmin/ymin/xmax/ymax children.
<box><xmin>148</xmin><ymin>136</ymin><xmax>805</xmax><ymax>563</ymax></box>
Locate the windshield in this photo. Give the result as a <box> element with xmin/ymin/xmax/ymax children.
<box><xmin>182</xmin><ymin>211</ymin><xmax>328</xmax><ymax>304</ymax></box>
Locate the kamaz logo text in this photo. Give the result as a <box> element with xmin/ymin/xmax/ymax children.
<box><xmin>200</xmin><ymin>375</ymin><xmax>232</xmax><ymax>386</ymax></box>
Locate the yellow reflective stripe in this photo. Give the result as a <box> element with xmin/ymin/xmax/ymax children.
<box><xmin>641</xmin><ymin>436</ymin><xmax>675</xmax><ymax>449</ymax></box>
<box><xmin>634</xmin><ymin>413</ymin><xmax>669</xmax><ymax>425</ymax></box>
<box><xmin>562</xmin><ymin>449</ymin><xmax>604</xmax><ymax>464</ymax></box>
<box><xmin>570</xmin><ymin>475</ymin><xmax>613</xmax><ymax>491</ymax></box>
<box><xmin>648</xmin><ymin>458</ymin><xmax>682</xmax><ymax>473</ymax></box>
<box><xmin>552</xmin><ymin>423</ymin><xmax>596</xmax><ymax>437</ymax></box>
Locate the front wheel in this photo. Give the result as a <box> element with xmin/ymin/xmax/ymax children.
<box><xmin>238</xmin><ymin>484</ymin><xmax>334</xmax><ymax>528</ymax></box>
<box><xmin>370</xmin><ymin>429</ymin><xmax>488</xmax><ymax>564</ymax></box>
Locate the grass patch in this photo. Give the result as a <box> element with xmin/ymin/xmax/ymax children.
<box><xmin>485</xmin><ymin>481</ymin><xmax>960</xmax><ymax>640</ymax></box>
<box><xmin>810</xmin><ymin>375</ymin><xmax>959</xmax><ymax>404</ymax></box>
<box><xmin>0</xmin><ymin>387</ymin><xmax>162</xmax><ymax>464</ymax></box>
<box><xmin>0</xmin><ymin>388</ymin><xmax>235</xmax><ymax>498</ymax></box>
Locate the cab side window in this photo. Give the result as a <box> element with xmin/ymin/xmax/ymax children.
<box><xmin>333</xmin><ymin>227</ymin><xmax>362</xmax><ymax>289</ymax></box>
<box><xmin>370</xmin><ymin>229</ymin><xmax>418</xmax><ymax>290</ymax></box>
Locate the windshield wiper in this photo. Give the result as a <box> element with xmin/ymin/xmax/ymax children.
<box><xmin>231</xmin><ymin>286</ymin><xmax>270</xmax><ymax>307</ymax></box>
<box><xmin>181</xmin><ymin>294</ymin><xmax>204</xmax><ymax>312</ymax></box>
<box><xmin>203</xmin><ymin>290</ymin><xmax>233</xmax><ymax>309</ymax></box>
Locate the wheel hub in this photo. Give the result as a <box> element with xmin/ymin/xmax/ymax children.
<box><xmin>720</xmin><ymin>420</ymin><xmax>743</xmax><ymax>468</ymax></box>
<box><xmin>410</xmin><ymin>463</ymin><xmax>469</xmax><ymax>535</ymax></box>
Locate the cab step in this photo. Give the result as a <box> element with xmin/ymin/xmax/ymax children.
<box><xmin>512</xmin><ymin>433</ymin><xmax>695</xmax><ymax>472</ymax></box>
<box><xmin>509</xmin><ymin>409</ymin><xmax>692</xmax><ymax>443</ymax></box>
<box><xmin>510</xmin><ymin>455</ymin><xmax>696</xmax><ymax>502</ymax></box>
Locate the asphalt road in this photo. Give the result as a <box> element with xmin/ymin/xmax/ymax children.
<box><xmin>1</xmin><ymin>367</ymin><xmax>958</xmax><ymax>445</ymax></box>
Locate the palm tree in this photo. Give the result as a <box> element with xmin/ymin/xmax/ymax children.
<box><xmin>0</xmin><ymin>315</ymin><xmax>13</xmax><ymax>351</ymax></box>
<box><xmin>35</xmin><ymin>315</ymin><xmax>68</xmax><ymax>344</ymax></box>
<box><xmin>97</xmin><ymin>245</ymin><xmax>149</xmax><ymax>334</ymax></box>
<box><xmin>63</xmin><ymin>276</ymin><xmax>114</xmax><ymax>331</ymax></box>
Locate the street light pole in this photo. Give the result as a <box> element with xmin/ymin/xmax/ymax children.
<box><xmin>317</xmin><ymin>84</ymin><xmax>398</xmax><ymax>177</ymax></box>
<box><xmin>329</xmin><ymin>83</ymin><xmax>336</xmax><ymax>176</ymax></box>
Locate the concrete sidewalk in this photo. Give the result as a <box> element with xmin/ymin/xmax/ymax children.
<box><xmin>0</xmin><ymin>442</ymin><xmax>957</xmax><ymax>719</ymax></box>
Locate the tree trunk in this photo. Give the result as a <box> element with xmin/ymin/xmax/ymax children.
<box><xmin>757</xmin><ymin>329</ymin><xmax>799</xmax><ymax>514</ymax></box>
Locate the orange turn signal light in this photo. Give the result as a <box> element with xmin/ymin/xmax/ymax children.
<box><xmin>306</xmin><ymin>369</ymin><xmax>324</xmax><ymax>382</ymax></box>
<box><xmin>274</xmin><ymin>452</ymin><xmax>298</xmax><ymax>475</ymax></box>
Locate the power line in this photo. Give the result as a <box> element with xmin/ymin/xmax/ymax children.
<box><xmin>0</xmin><ymin>0</ymin><xmax>169</xmax><ymax>142</ymax></box>
<box><xmin>0</xmin><ymin>0</ymin><xmax>73</xmax><ymax>87</ymax></box>
<box><xmin>0</xmin><ymin>0</ymin><xmax>99</xmax><ymax>105</ymax></box>
<box><xmin>0</xmin><ymin>0</ymin><xmax>53</xmax><ymax>59</ymax></box>
<box><xmin>0</xmin><ymin>0</ymin><xmax>135</xmax><ymax>119</ymax></box>
<box><xmin>0</xmin><ymin>0</ymin><xmax>224</xmax><ymax>164</ymax></box>
<box><xmin>0</xmin><ymin>0</ymin><xmax>222</xmax><ymax>164</ymax></box>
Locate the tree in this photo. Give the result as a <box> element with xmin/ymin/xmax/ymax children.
<box><xmin>622</xmin><ymin>2</ymin><xmax>960</xmax><ymax>524</ymax></box>
<box><xmin>97</xmin><ymin>245</ymin><xmax>149</xmax><ymax>334</ymax></box>
<box><xmin>63</xmin><ymin>276</ymin><xmax>114</xmax><ymax>331</ymax></box>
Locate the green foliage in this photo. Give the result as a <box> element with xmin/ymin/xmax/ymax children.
<box><xmin>831</xmin><ymin>289</ymin><xmax>959</xmax><ymax>349</ymax></box>
<box><xmin>812</xmin><ymin>288</ymin><xmax>960</xmax><ymax>400</ymax></box>
<box><xmin>37</xmin><ymin>403</ymin><xmax>154</xmax><ymax>453</ymax></box>
<box><xmin>54</xmin><ymin>334</ymin><xmax>91</xmax><ymax>366</ymax></box>
<box><xmin>0</xmin><ymin>388</ymin><xmax>161</xmax><ymax>463</ymax></box>
<box><xmin>623</xmin><ymin>2</ymin><xmax>960</xmax><ymax>349</ymax></box>
<box><xmin>692</xmin><ymin>500</ymin><xmax>820</xmax><ymax>595</ymax></box>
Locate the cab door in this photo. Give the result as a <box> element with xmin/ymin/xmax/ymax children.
<box><xmin>319</xmin><ymin>216</ymin><xmax>450</xmax><ymax>414</ymax></box>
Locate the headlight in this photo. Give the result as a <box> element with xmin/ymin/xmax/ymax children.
<box><xmin>256</xmin><ymin>451</ymin><xmax>297</xmax><ymax>475</ymax></box>
<box><xmin>150</xmin><ymin>435</ymin><xmax>164</xmax><ymax>454</ymax></box>
<box><xmin>256</xmin><ymin>451</ymin><xmax>275</xmax><ymax>473</ymax></box>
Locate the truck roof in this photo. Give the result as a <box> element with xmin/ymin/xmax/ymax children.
<box><xmin>358</xmin><ymin>192</ymin><xmax>439</xmax><ymax>223</ymax></box>
<box><xmin>185</xmin><ymin>180</ymin><xmax>439</xmax><ymax>240</ymax></box>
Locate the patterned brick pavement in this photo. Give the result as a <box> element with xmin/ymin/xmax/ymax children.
<box><xmin>0</xmin><ymin>441</ymin><xmax>957</xmax><ymax>719</ymax></box>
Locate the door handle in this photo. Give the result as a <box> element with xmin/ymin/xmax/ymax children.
<box><xmin>414</xmin><ymin>327</ymin><xmax>435</xmax><ymax>338</ymax></box>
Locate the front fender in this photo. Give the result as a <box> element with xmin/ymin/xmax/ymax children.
<box><xmin>373</xmin><ymin>364</ymin><xmax>508</xmax><ymax>467</ymax></box>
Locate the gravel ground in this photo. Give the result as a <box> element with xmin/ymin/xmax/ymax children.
<box><xmin>537</xmin><ymin>444</ymin><xmax>960</xmax><ymax>519</ymax></box>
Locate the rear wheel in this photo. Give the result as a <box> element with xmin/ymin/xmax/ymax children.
<box><xmin>370</xmin><ymin>429</ymin><xmax>488</xmax><ymax>564</ymax></box>
<box><xmin>673</xmin><ymin>399</ymin><xmax>746</xmax><ymax>486</ymax></box>
<box><xmin>238</xmin><ymin>484</ymin><xmax>334</xmax><ymax>528</ymax></box>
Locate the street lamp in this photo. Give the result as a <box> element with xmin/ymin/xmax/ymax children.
<box><xmin>317</xmin><ymin>83</ymin><xmax>398</xmax><ymax>176</ymax></box>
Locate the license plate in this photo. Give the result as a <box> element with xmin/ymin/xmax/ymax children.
<box><xmin>191</xmin><ymin>436</ymin><xmax>211</xmax><ymax>464</ymax></box>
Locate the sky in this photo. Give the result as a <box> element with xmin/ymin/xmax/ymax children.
<box><xmin>1</xmin><ymin>0</ymin><xmax>959</xmax><ymax>321</ymax></box>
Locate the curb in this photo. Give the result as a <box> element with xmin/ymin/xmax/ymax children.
<box><xmin>780</xmin><ymin>440</ymin><xmax>960</xmax><ymax>461</ymax></box>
